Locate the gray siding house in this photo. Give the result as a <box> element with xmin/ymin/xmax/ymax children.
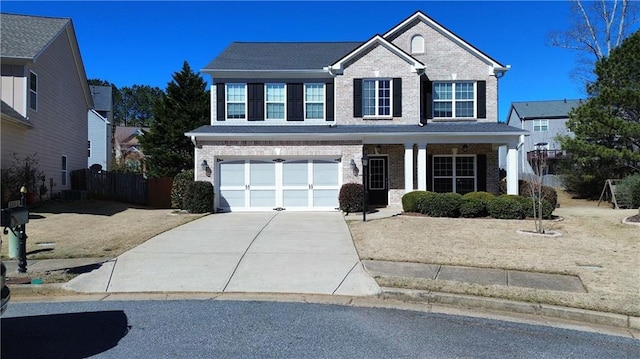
<box><xmin>88</xmin><ymin>85</ymin><xmax>113</xmax><ymax>170</ymax></box>
<box><xmin>1</xmin><ymin>13</ymin><xmax>92</xmax><ymax>200</ymax></box>
<box><xmin>503</xmin><ymin>99</ymin><xmax>582</xmax><ymax>177</ymax></box>
<box><xmin>186</xmin><ymin>11</ymin><xmax>526</xmax><ymax>212</ymax></box>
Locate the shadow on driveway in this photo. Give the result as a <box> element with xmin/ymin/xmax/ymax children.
<box><xmin>1</xmin><ymin>310</ymin><xmax>130</xmax><ymax>358</ymax></box>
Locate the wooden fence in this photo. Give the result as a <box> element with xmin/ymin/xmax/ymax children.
<box><xmin>71</xmin><ymin>169</ymin><xmax>148</xmax><ymax>206</ymax></box>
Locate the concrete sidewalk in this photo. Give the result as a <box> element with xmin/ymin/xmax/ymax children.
<box><xmin>60</xmin><ymin>212</ymin><xmax>380</xmax><ymax>296</ymax></box>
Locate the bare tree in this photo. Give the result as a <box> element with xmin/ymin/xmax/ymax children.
<box><xmin>548</xmin><ymin>0</ymin><xmax>639</xmax><ymax>84</ymax></box>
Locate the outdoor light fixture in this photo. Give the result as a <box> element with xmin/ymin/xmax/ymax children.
<box><xmin>350</xmin><ymin>159</ymin><xmax>359</xmax><ymax>176</ymax></box>
<box><xmin>201</xmin><ymin>160</ymin><xmax>212</xmax><ymax>177</ymax></box>
<box><xmin>462</xmin><ymin>144</ymin><xmax>468</xmax><ymax>153</ymax></box>
<box><xmin>362</xmin><ymin>154</ymin><xmax>369</xmax><ymax>222</ymax></box>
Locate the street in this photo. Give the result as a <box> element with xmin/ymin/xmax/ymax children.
<box><xmin>1</xmin><ymin>300</ymin><xmax>638</xmax><ymax>358</ymax></box>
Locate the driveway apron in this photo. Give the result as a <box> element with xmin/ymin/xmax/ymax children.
<box><xmin>65</xmin><ymin>212</ymin><xmax>380</xmax><ymax>296</ymax></box>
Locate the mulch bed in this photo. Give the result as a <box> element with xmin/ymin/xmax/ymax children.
<box><xmin>627</xmin><ymin>214</ymin><xmax>640</xmax><ymax>223</ymax></box>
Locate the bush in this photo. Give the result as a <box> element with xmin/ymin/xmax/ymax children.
<box><xmin>459</xmin><ymin>192</ymin><xmax>495</xmax><ymax>218</ymax></box>
<box><xmin>487</xmin><ymin>195</ymin><xmax>527</xmax><ymax>219</ymax></box>
<box><xmin>171</xmin><ymin>169</ymin><xmax>194</xmax><ymax>209</ymax></box>
<box><xmin>339</xmin><ymin>182</ymin><xmax>363</xmax><ymax>213</ymax></box>
<box><xmin>522</xmin><ymin>197</ymin><xmax>555</xmax><ymax>219</ymax></box>
<box><xmin>501</xmin><ymin>179</ymin><xmax>558</xmax><ymax>209</ymax></box>
<box><xmin>401</xmin><ymin>191</ymin><xmax>429</xmax><ymax>212</ymax></box>
<box><xmin>616</xmin><ymin>174</ymin><xmax>640</xmax><ymax>209</ymax></box>
<box><xmin>183</xmin><ymin>181</ymin><xmax>213</xmax><ymax>213</ymax></box>
<box><xmin>417</xmin><ymin>192</ymin><xmax>462</xmax><ymax>218</ymax></box>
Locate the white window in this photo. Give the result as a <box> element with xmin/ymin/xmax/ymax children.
<box><xmin>226</xmin><ymin>84</ymin><xmax>246</xmax><ymax>119</ymax></box>
<box><xmin>265</xmin><ymin>84</ymin><xmax>285</xmax><ymax>119</ymax></box>
<box><xmin>61</xmin><ymin>155</ymin><xmax>67</xmax><ymax>186</ymax></box>
<box><xmin>305</xmin><ymin>83</ymin><xmax>324</xmax><ymax>120</ymax></box>
<box><xmin>433</xmin><ymin>82</ymin><xmax>475</xmax><ymax>118</ymax></box>
<box><xmin>29</xmin><ymin>71</ymin><xmax>38</xmax><ymax>111</ymax></box>
<box><xmin>363</xmin><ymin>79</ymin><xmax>391</xmax><ymax>117</ymax></box>
<box><xmin>432</xmin><ymin>155</ymin><xmax>476</xmax><ymax>194</ymax></box>
<box><xmin>533</xmin><ymin>119</ymin><xmax>548</xmax><ymax>132</ymax></box>
<box><xmin>411</xmin><ymin>35</ymin><xmax>425</xmax><ymax>54</ymax></box>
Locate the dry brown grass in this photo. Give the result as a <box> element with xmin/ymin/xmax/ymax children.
<box><xmin>1</xmin><ymin>200</ymin><xmax>205</xmax><ymax>260</ymax></box>
<box><xmin>349</xmin><ymin>191</ymin><xmax>640</xmax><ymax>316</ymax></box>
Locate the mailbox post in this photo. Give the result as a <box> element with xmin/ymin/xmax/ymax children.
<box><xmin>1</xmin><ymin>207</ymin><xmax>30</xmax><ymax>273</ymax></box>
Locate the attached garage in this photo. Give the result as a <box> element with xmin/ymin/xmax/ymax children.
<box><xmin>217</xmin><ymin>158</ymin><xmax>341</xmax><ymax>212</ymax></box>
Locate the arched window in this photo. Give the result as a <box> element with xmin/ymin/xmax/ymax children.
<box><xmin>411</xmin><ymin>35</ymin><xmax>424</xmax><ymax>54</ymax></box>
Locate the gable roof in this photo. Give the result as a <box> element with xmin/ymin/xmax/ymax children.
<box><xmin>329</xmin><ymin>35</ymin><xmax>425</xmax><ymax>74</ymax></box>
<box><xmin>510</xmin><ymin>99</ymin><xmax>584</xmax><ymax>120</ymax></box>
<box><xmin>383</xmin><ymin>11</ymin><xmax>509</xmax><ymax>74</ymax></box>
<box><xmin>1</xmin><ymin>13</ymin><xmax>70</xmax><ymax>61</ymax></box>
<box><xmin>202</xmin><ymin>42</ymin><xmax>362</xmax><ymax>72</ymax></box>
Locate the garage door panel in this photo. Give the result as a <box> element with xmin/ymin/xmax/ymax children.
<box><xmin>283</xmin><ymin>161</ymin><xmax>308</xmax><ymax>186</ymax></box>
<box><xmin>220</xmin><ymin>161</ymin><xmax>245</xmax><ymax>186</ymax></box>
<box><xmin>283</xmin><ymin>190</ymin><xmax>308</xmax><ymax>207</ymax></box>
<box><xmin>250</xmin><ymin>161</ymin><xmax>276</xmax><ymax>186</ymax></box>
<box><xmin>313</xmin><ymin>160</ymin><xmax>339</xmax><ymax>186</ymax></box>
<box><xmin>220</xmin><ymin>190</ymin><xmax>245</xmax><ymax>208</ymax></box>
<box><xmin>250</xmin><ymin>190</ymin><xmax>276</xmax><ymax>207</ymax></box>
<box><xmin>313</xmin><ymin>189</ymin><xmax>338</xmax><ymax>207</ymax></box>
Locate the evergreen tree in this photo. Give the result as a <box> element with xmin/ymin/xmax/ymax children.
<box><xmin>139</xmin><ymin>61</ymin><xmax>209</xmax><ymax>178</ymax></box>
<box><xmin>558</xmin><ymin>30</ymin><xmax>640</xmax><ymax>197</ymax></box>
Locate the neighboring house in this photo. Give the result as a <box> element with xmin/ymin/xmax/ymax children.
<box><xmin>186</xmin><ymin>11</ymin><xmax>526</xmax><ymax>212</ymax></box>
<box><xmin>114</xmin><ymin>126</ymin><xmax>147</xmax><ymax>173</ymax></box>
<box><xmin>88</xmin><ymin>85</ymin><xmax>113</xmax><ymax>170</ymax></box>
<box><xmin>502</xmin><ymin>99</ymin><xmax>582</xmax><ymax>179</ymax></box>
<box><xmin>1</xmin><ymin>13</ymin><xmax>92</xmax><ymax>199</ymax></box>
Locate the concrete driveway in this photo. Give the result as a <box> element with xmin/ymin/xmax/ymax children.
<box><xmin>65</xmin><ymin>212</ymin><xmax>381</xmax><ymax>296</ymax></box>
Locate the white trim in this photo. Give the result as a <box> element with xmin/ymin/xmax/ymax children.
<box><xmin>304</xmin><ymin>83</ymin><xmax>325</xmax><ymax>120</ymax></box>
<box><xmin>29</xmin><ymin>70</ymin><xmax>38</xmax><ymax>112</ymax></box>
<box><xmin>330</xmin><ymin>35</ymin><xmax>425</xmax><ymax>74</ymax></box>
<box><xmin>225</xmin><ymin>83</ymin><xmax>247</xmax><ymax>120</ymax></box>
<box><xmin>265</xmin><ymin>83</ymin><xmax>286</xmax><ymax>120</ymax></box>
<box><xmin>383</xmin><ymin>11</ymin><xmax>508</xmax><ymax>72</ymax></box>
<box><xmin>417</xmin><ymin>143</ymin><xmax>427</xmax><ymax>191</ymax></box>
<box><xmin>362</xmin><ymin>78</ymin><xmax>393</xmax><ymax>118</ymax></box>
<box><xmin>404</xmin><ymin>143</ymin><xmax>414</xmax><ymax>193</ymax></box>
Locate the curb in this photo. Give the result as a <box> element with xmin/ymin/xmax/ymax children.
<box><xmin>8</xmin><ymin>283</ymin><xmax>639</xmax><ymax>334</ymax></box>
<box><xmin>381</xmin><ymin>287</ymin><xmax>640</xmax><ymax>332</ymax></box>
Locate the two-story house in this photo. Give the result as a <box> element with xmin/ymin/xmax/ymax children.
<box><xmin>1</xmin><ymin>13</ymin><xmax>92</xmax><ymax>200</ymax></box>
<box><xmin>186</xmin><ymin>11</ymin><xmax>526</xmax><ymax>212</ymax></box>
<box><xmin>504</xmin><ymin>99</ymin><xmax>581</xmax><ymax>181</ymax></box>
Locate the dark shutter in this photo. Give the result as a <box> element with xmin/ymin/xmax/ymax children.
<box><xmin>353</xmin><ymin>79</ymin><xmax>362</xmax><ymax>117</ymax></box>
<box><xmin>216</xmin><ymin>83</ymin><xmax>225</xmax><ymax>121</ymax></box>
<box><xmin>477</xmin><ymin>81</ymin><xmax>486</xmax><ymax>119</ymax></box>
<box><xmin>325</xmin><ymin>82</ymin><xmax>334</xmax><ymax>122</ymax></box>
<box><xmin>393</xmin><ymin>78</ymin><xmax>402</xmax><ymax>117</ymax></box>
<box><xmin>426</xmin><ymin>155</ymin><xmax>433</xmax><ymax>191</ymax></box>
<box><xmin>423</xmin><ymin>79</ymin><xmax>433</xmax><ymax>121</ymax></box>
<box><xmin>287</xmin><ymin>83</ymin><xmax>303</xmax><ymax>121</ymax></box>
<box><xmin>477</xmin><ymin>154</ymin><xmax>487</xmax><ymax>191</ymax></box>
<box><xmin>247</xmin><ymin>83</ymin><xmax>264</xmax><ymax>121</ymax></box>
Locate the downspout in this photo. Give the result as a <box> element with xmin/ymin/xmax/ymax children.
<box><xmin>191</xmin><ymin>136</ymin><xmax>198</xmax><ymax>180</ymax></box>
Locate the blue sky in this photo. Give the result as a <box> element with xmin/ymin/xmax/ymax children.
<box><xmin>1</xmin><ymin>1</ymin><xmax>626</xmax><ymax>121</ymax></box>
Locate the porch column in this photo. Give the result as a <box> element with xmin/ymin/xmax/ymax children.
<box><xmin>417</xmin><ymin>143</ymin><xmax>427</xmax><ymax>191</ymax></box>
<box><xmin>404</xmin><ymin>143</ymin><xmax>414</xmax><ymax>193</ymax></box>
<box><xmin>506</xmin><ymin>142</ymin><xmax>519</xmax><ymax>195</ymax></box>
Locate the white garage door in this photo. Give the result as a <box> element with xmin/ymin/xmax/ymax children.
<box><xmin>218</xmin><ymin>158</ymin><xmax>340</xmax><ymax>211</ymax></box>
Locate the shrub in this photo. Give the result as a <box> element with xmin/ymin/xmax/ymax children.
<box><xmin>401</xmin><ymin>191</ymin><xmax>429</xmax><ymax>212</ymax></box>
<box><xmin>460</xmin><ymin>192</ymin><xmax>495</xmax><ymax>218</ymax></box>
<box><xmin>171</xmin><ymin>169</ymin><xmax>194</xmax><ymax>209</ymax></box>
<box><xmin>522</xmin><ymin>197</ymin><xmax>555</xmax><ymax>219</ymax></box>
<box><xmin>339</xmin><ymin>182</ymin><xmax>363</xmax><ymax>213</ymax></box>
<box><xmin>183</xmin><ymin>181</ymin><xmax>213</xmax><ymax>213</ymax></box>
<box><xmin>487</xmin><ymin>195</ymin><xmax>527</xmax><ymax>219</ymax></box>
<box><xmin>616</xmin><ymin>174</ymin><xmax>640</xmax><ymax>209</ymax></box>
<box><xmin>417</xmin><ymin>192</ymin><xmax>462</xmax><ymax>218</ymax></box>
<box><xmin>502</xmin><ymin>180</ymin><xmax>558</xmax><ymax>209</ymax></box>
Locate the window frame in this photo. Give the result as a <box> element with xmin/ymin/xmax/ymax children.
<box><xmin>532</xmin><ymin>119</ymin><xmax>549</xmax><ymax>132</ymax></box>
<box><xmin>29</xmin><ymin>71</ymin><xmax>38</xmax><ymax>111</ymax></box>
<box><xmin>88</xmin><ymin>141</ymin><xmax>91</xmax><ymax>158</ymax></box>
<box><xmin>304</xmin><ymin>83</ymin><xmax>325</xmax><ymax>120</ymax></box>
<box><xmin>432</xmin><ymin>155</ymin><xmax>477</xmax><ymax>194</ymax></box>
<box><xmin>432</xmin><ymin>81</ymin><xmax>476</xmax><ymax>119</ymax></box>
<box><xmin>265</xmin><ymin>83</ymin><xmax>286</xmax><ymax>120</ymax></box>
<box><xmin>225</xmin><ymin>83</ymin><xmax>247</xmax><ymax>120</ymax></box>
<box><xmin>61</xmin><ymin>155</ymin><xmax>68</xmax><ymax>186</ymax></box>
<box><xmin>362</xmin><ymin>78</ymin><xmax>392</xmax><ymax>118</ymax></box>
<box><xmin>411</xmin><ymin>35</ymin><xmax>425</xmax><ymax>54</ymax></box>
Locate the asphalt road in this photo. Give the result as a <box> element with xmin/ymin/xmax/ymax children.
<box><xmin>1</xmin><ymin>300</ymin><xmax>638</xmax><ymax>358</ymax></box>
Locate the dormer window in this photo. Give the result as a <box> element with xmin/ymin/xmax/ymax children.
<box><xmin>411</xmin><ymin>35</ymin><xmax>424</xmax><ymax>54</ymax></box>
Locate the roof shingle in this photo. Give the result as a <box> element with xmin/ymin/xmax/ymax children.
<box><xmin>511</xmin><ymin>99</ymin><xmax>584</xmax><ymax>120</ymax></box>
<box><xmin>1</xmin><ymin>13</ymin><xmax>70</xmax><ymax>60</ymax></box>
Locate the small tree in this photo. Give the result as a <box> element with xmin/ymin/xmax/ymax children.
<box><xmin>526</xmin><ymin>144</ymin><xmax>550</xmax><ymax>233</ymax></box>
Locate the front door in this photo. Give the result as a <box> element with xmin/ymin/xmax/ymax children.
<box><xmin>367</xmin><ymin>156</ymin><xmax>388</xmax><ymax>206</ymax></box>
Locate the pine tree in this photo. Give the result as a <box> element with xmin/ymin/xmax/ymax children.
<box><xmin>558</xmin><ymin>30</ymin><xmax>640</xmax><ymax>197</ymax></box>
<box><xmin>139</xmin><ymin>61</ymin><xmax>209</xmax><ymax>178</ymax></box>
